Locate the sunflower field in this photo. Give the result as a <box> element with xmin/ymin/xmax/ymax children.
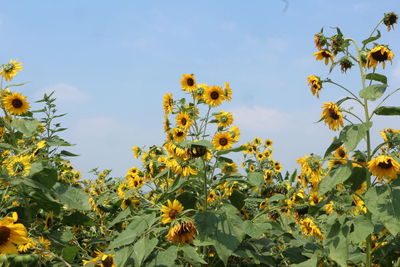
<box><xmin>0</xmin><ymin>11</ymin><xmax>400</xmax><ymax>267</ymax></box>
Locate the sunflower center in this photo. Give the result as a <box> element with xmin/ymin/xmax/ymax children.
<box><xmin>371</xmin><ymin>50</ymin><xmax>388</xmax><ymax>62</ymax></box>
<box><xmin>187</xmin><ymin>78</ymin><xmax>194</xmax><ymax>86</ymax></box>
<box><xmin>13</xmin><ymin>161</ymin><xmax>25</xmax><ymax>174</ymax></box>
<box><xmin>11</xmin><ymin>99</ymin><xmax>23</xmax><ymax>108</ymax></box>
<box><xmin>3</xmin><ymin>63</ymin><xmax>15</xmax><ymax>73</ymax></box>
<box><xmin>378</xmin><ymin>160</ymin><xmax>393</xmax><ymax>169</ymax></box>
<box><xmin>168</xmin><ymin>209</ymin><xmax>178</xmax><ymax>219</ymax></box>
<box><xmin>102</xmin><ymin>256</ymin><xmax>114</xmax><ymax>267</ymax></box>
<box><xmin>210</xmin><ymin>91</ymin><xmax>219</xmax><ymax>100</ymax></box>
<box><xmin>0</xmin><ymin>226</ymin><xmax>11</xmax><ymax>246</ymax></box>
<box><xmin>181</xmin><ymin>118</ymin><xmax>187</xmax><ymax>126</ymax></box>
<box><xmin>176</xmin><ymin>131</ymin><xmax>184</xmax><ymax>137</ymax></box>
<box><xmin>321</xmin><ymin>51</ymin><xmax>331</xmax><ymax>58</ymax></box>
<box><xmin>328</xmin><ymin>109</ymin><xmax>340</xmax><ymax>120</ymax></box>
<box><xmin>219</xmin><ymin>137</ymin><xmax>228</xmax><ymax>146</ymax></box>
<box><xmin>338</xmin><ymin>149</ymin><xmax>346</xmax><ymax>158</ymax></box>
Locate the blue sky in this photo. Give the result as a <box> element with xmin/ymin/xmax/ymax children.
<box><xmin>1</xmin><ymin>0</ymin><xmax>399</xmax><ymax>178</ymax></box>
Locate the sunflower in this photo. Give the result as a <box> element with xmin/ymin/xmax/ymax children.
<box><xmin>6</xmin><ymin>155</ymin><xmax>31</xmax><ymax>176</ymax></box>
<box><xmin>163</xmin><ymin>93</ymin><xmax>173</xmax><ymax>114</ymax></box>
<box><xmin>169</xmin><ymin>128</ymin><xmax>187</xmax><ymax>143</ymax></box>
<box><xmin>352</xmin><ymin>195</ymin><xmax>367</xmax><ymax>215</ymax></box>
<box><xmin>298</xmin><ymin>217</ymin><xmax>324</xmax><ymax>239</ymax></box>
<box><xmin>207</xmin><ymin>190</ymin><xmax>218</xmax><ymax>203</ymax></box>
<box><xmin>0</xmin><ymin>212</ymin><xmax>28</xmax><ymax>254</ymax></box>
<box><xmin>229</xmin><ymin>126</ymin><xmax>240</xmax><ymax>142</ymax></box>
<box><xmin>83</xmin><ymin>251</ymin><xmax>116</xmax><ymax>267</ymax></box>
<box><xmin>249</xmin><ymin>164</ymin><xmax>256</xmax><ymax>172</ymax></box>
<box><xmin>18</xmin><ymin>237</ymin><xmax>37</xmax><ymax>252</ymax></box>
<box><xmin>194</xmin><ymin>84</ymin><xmax>208</xmax><ymax>100</ymax></box>
<box><xmin>384</xmin><ymin>12</ymin><xmax>398</xmax><ymax>31</ymax></box>
<box><xmin>307</xmin><ymin>75</ymin><xmax>322</xmax><ymax>98</ymax></box>
<box><xmin>160</xmin><ymin>199</ymin><xmax>184</xmax><ymax>224</ymax></box>
<box><xmin>166</xmin><ymin>220</ymin><xmax>197</xmax><ymax>244</ymax></box>
<box><xmin>204</xmin><ymin>85</ymin><xmax>225</xmax><ymax>106</ymax></box>
<box><xmin>256</xmin><ymin>153</ymin><xmax>265</xmax><ymax>161</ymax></box>
<box><xmin>212</xmin><ymin>131</ymin><xmax>234</xmax><ymax>150</ymax></box>
<box><xmin>313</xmin><ymin>49</ymin><xmax>334</xmax><ymax>65</ymax></box>
<box><xmin>274</xmin><ymin>162</ymin><xmax>282</xmax><ymax>172</ymax></box>
<box><xmin>126</xmin><ymin>167</ymin><xmax>140</xmax><ymax>177</ymax></box>
<box><xmin>221</xmin><ymin>162</ymin><xmax>238</xmax><ymax>174</ymax></box>
<box><xmin>167</xmin><ymin>159</ymin><xmax>198</xmax><ymax>177</ymax></box>
<box><xmin>121</xmin><ymin>197</ymin><xmax>140</xmax><ymax>210</ymax></box>
<box><xmin>264</xmin><ymin>139</ymin><xmax>273</xmax><ymax>147</ymax></box>
<box><xmin>176</xmin><ymin>112</ymin><xmax>192</xmax><ymax>130</ymax></box>
<box><xmin>308</xmin><ymin>191</ymin><xmax>322</xmax><ymax>206</ymax></box>
<box><xmin>215</xmin><ymin>111</ymin><xmax>233</xmax><ymax>128</ymax></box>
<box><xmin>321</xmin><ymin>102</ymin><xmax>344</xmax><ymax>131</ymax></box>
<box><xmin>224</xmin><ymin>82</ymin><xmax>232</xmax><ymax>102</ymax></box>
<box><xmin>263</xmin><ymin>169</ymin><xmax>273</xmax><ymax>183</ymax></box>
<box><xmin>329</xmin><ymin>146</ymin><xmax>348</xmax><ymax>167</ymax></box>
<box><xmin>325</xmin><ymin>201</ymin><xmax>334</xmax><ymax>214</ymax></box>
<box><xmin>180</xmin><ymin>74</ymin><xmax>196</xmax><ymax>92</ymax></box>
<box><xmin>132</xmin><ymin>146</ymin><xmax>140</xmax><ymax>159</ymax></box>
<box><xmin>0</xmin><ymin>60</ymin><xmax>23</xmax><ymax>81</ymax></box>
<box><xmin>259</xmin><ymin>200</ymin><xmax>268</xmax><ymax>211</ymax></box>
<box><xmin>367</xmin><ymin>45</ymin><xmax>394</xmax><ymax>69</ymax></box>
<box><xmin>253</xmin><ymin>137</ymin><xmax>262</xmax><ymax>146</ymax></box>
<box><xmin>263</xmin><ymin>150</ymin><xmax>271</xmax><ymax>158</ymax></box>
<box><xmin>367</xmin><ymin>155</ymin><xmax>400</xmax><ymax>181</ymax></box>
<box><xmin>2</xmin><ymin>92</ymin><xmax>30</xmax><ymax>116</ymax></box>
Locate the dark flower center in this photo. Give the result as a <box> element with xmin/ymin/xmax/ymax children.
<box><xmin>187</xmin><ymin>78</ymin><xmax>194</xmax><ymax>86</ymax></box>
<box><xmin>12</xmin><ymin>99</ymin><xmax>23</xmax><ymax>108</ymax></box>
<box><xmin>219</xmin><ymin>137</ymin><xmax>228</xmax><ymax>146</ymax></box>
<box><xmin>13</xmin><ymin>162</ymin><xmax>25</xmax><ymax>174</ymax></box>
<box><xmin>0</xmin><ymin>226</ymin><xmax>11</xmax><ymax>246</ymax></box>
<box><xmin>210</xmin><ymin>91</ymin><xmax>219</xmax><ymax>100</ymax></box>
<box><xmin>321</xmin><ymin>51</ymin><xmax>331</xmax><ymax>58</ymax></box>
<box><xmin>176</xmin><ymin>131</ymin><xmax>184</xmax><ymax>137</ymax></box>
<box><xmin>168</xmin><ymin>209</ymin><xmax>178</xmax><ymax>219</ymax></box>
<box><xmin>181</xmin><ymin>118</ymin><xmax>187</xmax><ymax>126</ymax></box>
<box><xmin>102</xmin><ymin>256</ymin><xmax>114</xmax><ymax>267</ymax></box>
<box><xmin>338</xmin><ymin>149</ymin><xmax>346</xmax><ymax>158</ymax></box>
<box><xmin>371</xmin><ymin>50</ymin><xmax>388</xmax><ymax>62</ymax></box>
<box><xmin>4</xmin><ymin>63</ymin><xmax>15</xmax><ymax>73</ymax></box>
<box><xmin>328</xmin><ymin>109</ymin><xmax>340</xmax><ymax>120</ymax></box>
<box><xmin>378</xmin><ymin>160</ymin><xmax>393</xmax><ymax>169</ymax></box>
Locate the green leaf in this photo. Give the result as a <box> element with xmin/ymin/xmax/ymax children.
<box><xmin>180</xmin><ymin>245</ymin><xmax>207</xmax><ymax>265</ymax></box>
<box><xmin>31</xmin><ymin>168</ymin><xmax>57</xmax><ymax>189</ymax></box>
<box><xmin>216</xmin><ymin>145</ymin><xmax>245</xmax><ymax>155</ymax></box>
<box><xmin>108</xmin><ymin>208</ymin><xmax>131</xmax><ymax>227</ymax></box>
<box><xmin>362</xmin><ymin>30</ymin><xmax>381</xmax><ymax>46</ymax></box>
<box><xmin>247</xmin><ymin>172</ymin><xmax>264</xmax><ymax>188</ymax></box>
<box><xmin>318</xmin><ymin>164</ymin><xmax>353</xmax><ymax>195</ymax></box>
<box><xmin>59</xmin><ymin>150</ymin><xmax>79</xmax><ymax>157</ymax></box>
<box><xmin>62</xmin><ymin>211</ymin><xmax>95</xmax><ymax>226</ymax></box>
<box><xmin>365</xmin><ymin>184</ymin><xmax>400</xmax><ymax>235</ymax></box>
<box><xmin>62</xmin><ymin>246</ymin><xmax>80</xmax><ymax>262</ymax></box>
<box><xmin>374</xmin><ymin>106</ymin><xmax>400</xmax><ymax>116</ymax></box>
<box><xmin>359</xmin><ymin>84</ymin><xmax>387</xmax><ymax>101</ymax></box>
<box><xmin>350</xmin><ymin>215</ymin><xmax>373</xmax><ymax>244</ymax></box>
<box><xmin>229</xmin><ymin>190</ymin><xmax>245</xmax><ymax>210</ymax></box>
<box><xmin>177</xmin><ymin>192</ymin><xmax>197</xmax><ymax>210</ymax></box>
<box><xmin>109</xmin><ymin>214</ymin><xmax>157</xmax><ymax>249</ymax></box>
<box><xmin>11</xmin><ymin>119</ymin><xmax>39</xmax><ymax>137</ymax></box>
<box><xmin>115</xmin><ymin>246</ymin><xmax>135</xmax><ymax>267</ymax></box>
<box><xmin>52</xmin><ymin>227</ymin><xmax>74</xmax><ymax>242</ymax></box>
<box><xmin>292</xmin><ymin>256</ymin><xmax>318</xmax><ymax>267</ymax></box>
<box><xmin>194</xmin><ymin>211</ymin><xmax>219</xmax><ymax>242</ymax></box>
<box><xmin>132</xmin><ymin>237</ymin><xmax>158</xmax><ymax>266</ymax></box>
<box><xmin>151</xmin><ymin>246</ymin><xmax>177</xmax><ymax>267</ymax></box>
<box><xmin>340</xmin><ymin>122</ymin><xmax>372</xmax><ymax>151</ymax></box>
<box><xmin>324</xmin><ymin>137</ymin><xmax>343</xmax><ymax>158</ymax></box>
<box><xmin>325</xmin><ymin>220</ymin><xmax>349</xmax><ymax>267</ymax></box>
<box><xmin>53</xmin><ymin>183</ymin><xmax>91</xmax><ymax>210</ymax></box>
<box><xmin>365</xmin><ymin>73</ymin><xmax>387</xmax><ymax>84</ymax></box>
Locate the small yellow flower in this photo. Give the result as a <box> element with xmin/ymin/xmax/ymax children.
<box><xmin>321</xmin><ymin>102</ymin><xmax>344</xmax><ymax>131</ymax></box>
<box><xmin>204</xmin><ymin>85</ymin><xmax>225</xmax><ymax>106</ymax></box>
<box><xmin>307</xmin><ymin>75</ymin><xmax>322</xmax><ymax>98</ymax></box>
<box><xmin>367</xmin><ymin>45</ymin><xmax>394</xmax><ymax>69</ymax></box>
<box><xmin>313</xmin><ymin>50</ymin><xmax>334</xmax><ymax>65</ymax></box>
<box><xmin>2</xmin><ymin>92</ymin><xmax>30</xmax><ymax>116</ymax></box>
<box><xmin>0</xmin><ymin>59</ymin><xmax>23</xmax><ymax>81</ymax></box>
<box><xmin>212</xmin><ymin>131</ymin><xmax>234</xmax><ymax>150</ymax></box>
<box><xmin>180</xmin><ymin>74</ymin><xmax>196</xmax><ymax>92</ymax></box>
<box><xmin>160</xmin><ymin>199</ymin><xmax>184</xmax><ymax>224</ymax></box>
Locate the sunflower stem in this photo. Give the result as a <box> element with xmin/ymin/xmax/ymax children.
<box><xmin>352</xmin><ymin>37</ymin><xmax>373</xmax><ymax>267</ymax></box>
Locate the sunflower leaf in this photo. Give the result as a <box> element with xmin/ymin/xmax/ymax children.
<box><xmin>11</xmin><ymin>118</ymin><xmax>39</xmax><ymax>137</ymax></box>
<box><xmin>324</xmin><ymin>137</ymin><xmax>343</xmax><ymax>158</ymax></box>
<box><xmin>339</xmin><ymin>122</ymin><xmax>372</xmax><ymax>151</ymax></box>
<box><xmin>373</xmin><ymin>106</ymin><xmax>400</xmax><ymax>116</ymax></box>
<box><xmin>365</xmin><ymin>73</ymin><xmax>387</xmax><ymax>84</ymax></box>
<box><xmin>318</xmin><ymin>163</ymin><xmax>352</xmax><ymax>195</ymax></box>
<box><xmin>362</xmin><ymin>30</ymin><xmax>381</xmax><ymax>46</ymax></box>
<box><xmin>359</xmin><ymin>84</ymin><xmax>387</xmax><ymax>101</ymax></box>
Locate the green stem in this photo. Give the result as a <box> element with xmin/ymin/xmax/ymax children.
<box><xmin>325</xmin><ymin>80</ymin><xmax>363</xmax><ymax>105</ymax></box>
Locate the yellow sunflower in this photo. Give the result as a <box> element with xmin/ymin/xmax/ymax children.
<box><xmin>367</xmin><ymin>45</ymin><xmax>395</xmax><ymax>69</ymax></box>
<box><xmin>166</xmin><ymin>220</ymin><xmax>197</xmax><ymax>244</ymax></box>
<box><xmin>256</xmin><ymin>153</ymin><xmax>265</xmax><ymax>161</ymax></box>
<box><xmin>229</xmin><ymin>126</ymin><xmax>240</xmax><ymax>142</ymax></box>
<box><xmin>163</xmin><ymin>93</ymin><xmax>173</xmax><ymax>114</ymax></box>
<box><xmin>224</xmin><ymin>82</ymin><xmax>232</xmax><ymax>102</ymax></box>
<box><xmin>167</xmin><ymin>159</ymin><xmax>198</xmax><ymax>177</ymax></box>
<box><xmin>168</xmin><ymin>128</ymin><xmax>187</xmax><ymax>143</ymax></box>
<box><xmin>264</xmin><ymin>139</ymin><xmax>273</xmax><ymax>147</ymax></box>
<box><xmin>299</xmin><ymin>217</ymin><xmax>324</xmax><ymax>239</ymax></box>
<box><xmin>32</xmin><ymin>140</ymin><xmax>47</xmax><ymax>157</ymax></box>
<box><xmin>367</xmin><ymin>155</ymin><xmax>400</xmax><ymax>181</ymax></box>
<box><xmin>132</xmin><ymin>146</ymin><xmax>140</xmax><ymax>159</ymax></box>
<box><xmin>2</xmin><ymin>92</ymin><xmax>30</xmax><ymax>116</ymax></box>
<box><xmin>263</xmin><ymin>169</ymin><xmax>273</xmax><ymax>183</ymax></box>
<box><xmin>307</xmin><ymin>75</ymin><xmax>322</xmax><ymax>98</ymax></box>
<box><xmin>0</xmin><ymin>212</ymin><xmax>28</xmax><ymax>254</ymax></box>
<box><xmin>160</xmin><ymin>199</ymin><xmax>184</xmax><ymax>224</ymax></box>
<box><xmin>83</xmin><ymin>251</ymin><xmax>116</xmax><ymax>267</ymax></box>
<box><xmin>204</xmin><ymin>85</ymin><xmax>225</xmax><ymax>106</ymax></box>
<box><xmin>207</xmin><ymin>190</ymin><xmax>218</xmax><ymax>203</ymax></box>
<box><xmin>215</xmin><ymin>111</ymin><xmax>233</xmax><ymax>128</ymax></box>
<box><xmin>194</xmin><ymin>83</ymin><xmax>208</xmax><ymax>100</ymax></box>
<box><xmin>263</xmin><ymin>150</ymin><xmax>271</xmax><ymax>158</ymax></box>
<box><xmin>222</xmin><ymin>162</ymin><xmax>238</xmax><ymax>174</ymax></box>
<box><xmin>180</xmin><ymin>74</ymin><xmax>196</xmax><ymax>92</ymax></box>
<box><xmin>253</xmin><ymin>137</ymin><xmax>262</xmax><ymax>145</ymax></box>
<box><xmin>176</xmin><ymin>112</ymin><xmax>192</xmax><ymax>130</ymax></box>
<box><xmin>313</xmin><ymin>49</ymin><xmax>334</xmax><ymax>65</ymax></box>
<box><xmin>212</xmin><ymin>131</ymin><xmax>234</xmax><ymax>150</ymax></box>
<box><xmin>0</xmin><ymin>59</ymin><xmax>23</xmax><ymax>81</ymax></box>
<box><xmin>274</xmin><ymin>162</ymin><xmax>282</xmax><ymax>172</ymax></box>
<box><xmin>321</xmin><ymin>102</ymin><xmax>344</xmax><ymax>131</ymax></box>
<box><xmin>6</xmin><ymin>155</ymin><xmax>31</xmax><ymax>176</ymax></box>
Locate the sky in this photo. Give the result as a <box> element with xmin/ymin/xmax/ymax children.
<box><xmin>0</xmin><ymin>0</ymin><xmax>399</xmax><ymax>178</ymax></box>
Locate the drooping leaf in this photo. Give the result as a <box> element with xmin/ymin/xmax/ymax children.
<box><xmin>365</xmin><ymin>73</ymin><xmax>387</xmax><ymax>84</ymax></box>
<box><xmin>373</xmin><ymin>106</ymin><xmax>400</xmax><ymax>116</ymax></box>
<box><xmin>362</xmin><ymin>30</ymin><xmax>381</xmax><ymax>46</ymax></box>
<box><xmin>11</xmin><ymin>119</ymin><xmax>39</xmax><ymax>137</ymax></box>
<box><xmin>339</xmin><ymin>122</ymin><xmax>372</xmax><ymax>151</ymax></box>
<box><xmin>359</xmin><ymin>84</ymin><xmax>387</xmax><ymax>101</ymax></box>
<box><xmin>318</xmin><ymin>164</ymin><xmax>353</xmax><ymax>195</ymax></box>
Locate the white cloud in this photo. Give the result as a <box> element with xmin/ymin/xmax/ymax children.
<box><xmin>36</xmin><ymin>83</ymin><xmax>89</xmax><ymax>103</ymax></box>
